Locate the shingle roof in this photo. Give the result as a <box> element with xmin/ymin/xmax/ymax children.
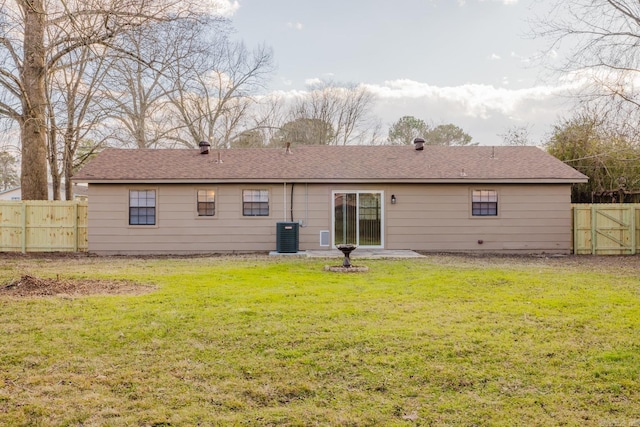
<box><xmin>73</xmin><ymin>145</ymin><xmax>588</xmax><ymax>183</ymax></box>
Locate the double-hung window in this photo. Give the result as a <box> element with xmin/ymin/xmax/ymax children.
<box><xmin>129</xmin><ymin>190</ymin><xmax>156</xmax><ymax>225</ymax></box>
<box><xmin>243</xmin><ymin>189</ymin><xmax>269</xmax><ymax>216</ymax></box>
<box><xmin>197</xmin><ymin>190</ymin><xmax>215</xmax><ymax>216</ymax></box>
<box><xmin>472</xmin><ymin>190</ymin><xmax>498</xmax><ymax>216</ymax></box>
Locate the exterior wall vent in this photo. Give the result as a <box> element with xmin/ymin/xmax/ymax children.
<box><xmin>319</xmin><ymin>230</ymin><xmax>330</xmax><ymax>247</ymax></box>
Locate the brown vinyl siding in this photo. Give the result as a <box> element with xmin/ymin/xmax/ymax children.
<box><xmin>384</xmin><ymin>184</ymin><xmax>571</xmax><ymax>253</ymax></box>
<box><xmin>86</xmin><ymin>182</ymin><xmax>573</xmax><ymax>255</ymax></box>
<box><xmin>88</xmin><ymin>184</ymin><xmax>281</xmax><ymax>254</ymax></box>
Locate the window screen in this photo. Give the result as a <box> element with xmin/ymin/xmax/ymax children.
<box><xmin>243</xmin><ymin>189</ymin><xmax>269</xmax><ymax>216</ymax></box>
<box><xmin>197</xmin><ymin>190</ymin><xmax>215</xmax><ymax>216</ymax></box>
<box><xmin>472</xmin><ymin>190</ymin><xmax>498</xmax><ymax>216</ymax></box>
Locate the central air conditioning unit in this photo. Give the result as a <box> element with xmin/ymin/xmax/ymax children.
<box><xmin>276</xmin><ymin>222</ymin><xmax>299</xmax><ymax>253</ymax></box>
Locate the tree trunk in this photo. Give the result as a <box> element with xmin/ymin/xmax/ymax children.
<box><xmin>47</xmin><ymin>101</ymin><xmax>61</xmax><ymax>200</ymax></box>
<box><xmin>20</xmin><ymin>0</ymin><xmax>49</xmax><ymax>200</ymax></box>
<box><xmin>48</xmin><ymin>124</ymin><xmax>61</xmax><ymax>200</ymax></box>
<box><xmin>64</xmin><ymin>129</ymin><xmax>74</xmax><ymax>201</ymax></box>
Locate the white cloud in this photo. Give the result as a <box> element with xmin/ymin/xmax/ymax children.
<box><xmin>287</xmin><ymin>22</ymin><xmax>304</xmax><ymax>31</ymax></box>
<box><xmin>489</xmin><ymin>53</ymin><xmax>501</xmax><ymax>60</ymax></box>
<box><xmin>262</xmin><ymin>77</ymin><xmax>582</xmax><ymax>144</ymax></box>
<box><xmin>304</xmin><ymin>78</ymin><xmax>323</xmax><ymax>87</ymax></box>
<box><xmin>360</xmin><ymin>78</ymin><xmax>589</xmax><ymax>144</ymax></box>
<box><xmin>302</xmin><ymin>74</ymin><xmax>336</xmax><ymax>88</ymax></box>
<box><xmin>363</xmin><ymin>79</ymin><xmax>578</xmax><ymax>120</ymax></box>
<box><xmin>560</xmin><ymin>66</ymin><xmax>640</xmax><ymax>92</ymax></box>
<box><xmin>510</xmin><ymin>51</ymin><xmax>532</xmax><ymax>65</ymax></box>
<box><xmin>209</xmin><ymin>0</ymin><xmax>240</xmax><ymax>17</ymax></box>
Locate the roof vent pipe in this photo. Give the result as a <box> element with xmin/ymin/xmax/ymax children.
<box><xmin>285</xmin><ymin>142</ymin><xmax>292</xmax><ymax>154</ymax></box>
<box><xmin>199</xmin><ymin>141</ymin><xmax>211</xmax><ymax>154</ymax></box>
<box><xmin>413</xmin><ymin>137</ymin><xmax>425</xmax><ymax>151</ymax></box>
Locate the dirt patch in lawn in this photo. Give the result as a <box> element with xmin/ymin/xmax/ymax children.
<box><xmin>0</xmin><ymin>275</ymin><xmax>155</xmax><ymax>298</ymax></box>
<box><xmin>324</xmin><ymin>265</ymin><xmax>369</xmax><ymax>273</ymax></box>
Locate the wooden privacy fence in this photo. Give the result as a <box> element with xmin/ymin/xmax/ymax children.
<box><xmin>0</xmin><ymin>201</ymin><xmax>88</xmax><ymax>253</ymax></box>
<box><xmin>573</xmin><ymin>203</ymin><xmax>640</xmax><ymax>255</ymax></box>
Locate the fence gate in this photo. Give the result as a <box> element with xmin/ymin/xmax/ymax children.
<box><xmin>573</xmin><ymin>204</ymin><xmax>638</xmax><ymax>255</ymax></box>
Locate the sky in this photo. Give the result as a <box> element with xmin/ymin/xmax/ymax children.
<box><xmin>221</xmin><ymin>0</ymin><xmax>577</xmax><ymax>146</ymax></box>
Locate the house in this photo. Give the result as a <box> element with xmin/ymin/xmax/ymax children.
<box><xmin>0</xmin><ymin>186</ymin><xmax>22</xmax><ymax>200</ymax></box>
<box><xmin>0</xmin><ymin>183</ymin><xmax>88</xmax><ymax>201</ymax></box>
<box><xmin>72</xmin><ymin>143</ymin><xmax>588</xmax><ymax>255</ymax></box>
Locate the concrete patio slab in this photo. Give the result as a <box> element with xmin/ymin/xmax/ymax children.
<box><xmin>270</xmin><ymin>249</ymin><xmax>425</xmax><ymax>259</ymax></box>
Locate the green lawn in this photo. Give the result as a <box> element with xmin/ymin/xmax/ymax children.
<box><xmin>0</xmin><ymin>254</ymin><xmax>639</xmax><ymax>426</ymax></box>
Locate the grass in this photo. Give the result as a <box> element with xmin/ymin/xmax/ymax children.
<box><xmin>0</xmin><ymin>254</ymin><xmax>639</xmax><ymax>426</ymax></box>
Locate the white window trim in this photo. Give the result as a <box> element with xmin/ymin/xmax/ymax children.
<box><xmin>127</xmin><ymin>187</ymin><xmax>159</xmax><ymax>228</ymax></box>
<box><xmin>470</xmin><ymin>188</ymin><xmax>500</xmax><ymax>218</ymax></box>
<box><xmin>331</xmin><ymin>190</ymin><xmax>384</xmax><ymax>249</ymax></box>
<box><xmin>242</xmin><ymin>188</ymin><xmax>270</xmax><ymax>217</ymax></box>
<box><xmin>195</xmin><ymin>188</ymin><xmax>217</xmax><ymax>219</ymax></box>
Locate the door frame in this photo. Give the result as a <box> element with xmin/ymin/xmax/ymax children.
<box><xmin>331</xmin><ymin>190</ymin><xmax>384</xmax><ymax>249</ymax></box>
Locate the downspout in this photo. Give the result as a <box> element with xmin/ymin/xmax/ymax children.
<box><xmin>283</xmin><ymin>182</ymin><xmax>287</xmax><ymax>222</ymax></box>
<box><xmin>290</xmin><ymin>182</ymin><xmax>295</xmax><ymax>222</ymax></box>
<box><xmin>305</xmin><ymin>183</ymin><xmax>309</xmax><ymax>227</ymax></box>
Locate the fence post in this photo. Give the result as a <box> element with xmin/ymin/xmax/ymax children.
<box><xmin>73</xmin><ymin>201</ymin><xmax>79</xmax><ymax>252</ymax></box>
<box><xmin>572</xmin><ymin>205</ymin><xmax>577</xmax><ymax>254</ymax></box>
<box><xmin>591</xmin><ymin>204</ymin><xmax>596</xmax><ymax>255</ymax></box>
<box><xmin>21</xmin><ymin>202</ymin><xmax>26</xmax><ymax>253</ymax></box>
<box><xmin>631</xmin><ymin>206</ymin><xmax>636</xmax><ymax>255</ymax></box>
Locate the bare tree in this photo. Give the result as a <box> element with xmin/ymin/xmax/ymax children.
<box><xmin>100</xmin><ymin>17</ymin><xmax>217</xmax><ymax>149</ymax></box>
<box><xmin>0</xmin><ymin>0</ymin><xmax>204</xmax><ymax>199</ymax></box>
<box><xmin>289</xmin><ymin>82</ymin><xmax>377</xmax><ymax>145</ymax></box>
<box><xmin>166</xmin><ymin>33</ymin><xmax>274</xmax><ymax>149</ymax></box>
<box><xmin>334</xmin><ymin>83</ymin><xmax>376</xmax><ymax>145</ymax></box>
<box><xmin>536</xmin><ymin>0</ymin><xmax>640</xmax><ymax>136</ymax></box>
<box><xmin>249</xmin><ymin>93</ymin><xmax>289</xmax><ymax>147</ymax></box>
<box><xmin>18</xmin><ymin>0</ymin><xmax>48</xmax><ymax>200</ymax></box>
<box><xmin>0</xmin><ymin>150</ymin><xmax>18</xmax><ymax>191</ymax></box>
<box><xmin>499</xmin><ymin>125</ymin><xmax>534</xmax><ymax>146</ymax></box>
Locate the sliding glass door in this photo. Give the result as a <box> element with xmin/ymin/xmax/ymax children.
<box><xmin>333</xmin><ymin>191</ymin><xmax>383</xmax><ymax>248</ymax></box>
